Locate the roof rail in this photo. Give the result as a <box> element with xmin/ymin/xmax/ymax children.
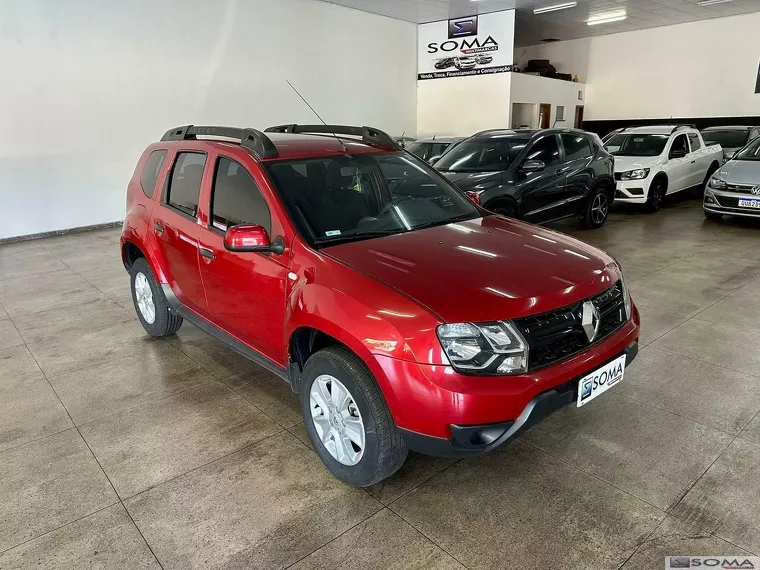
<box><xmin>671</xmin><ymin>124</ymin><xmax>696</xmax><ymax>132</ymax></box>
<box><xmin>472</xmin><ymin>128</ymin><xmax>511</xmax><ymax>137</ymax></box>
<box><xmin>160</xmin><ymin>125</ymin><xmax>279</xmax><ymax>159</ymax></box>
<box><xmin>265</xmin><ymin>124</ymin><xmax>401</xmax><ymax>150</ymax></box>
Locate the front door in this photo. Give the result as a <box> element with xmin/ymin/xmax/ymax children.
<box><xmin>666</xmin><ymin>134</ymin><xmax>692</xmax><ymax>193</ymax></box>
<box><xmin>197</xmin><ymin>153</ymin><xmax>290</xmax><ymax>363</ymax></box>
<box><xmin>153</xmin><ymin>151</ymin><xmax>208</xmax><ymax>315</ymax></box>
<box><xmin>687</xmin><ymin>132</ymin><xmax>709</xmax><ymax>187</ymax></box>
<box><xmin>518</xmin><ymin>134</ymin><xmax>567</xmax><ymax>222</ymax></box>
<box><xmin>559</xmin><ymin>133</ymin><xmax>596</xmax><ymax>214</ymax></box>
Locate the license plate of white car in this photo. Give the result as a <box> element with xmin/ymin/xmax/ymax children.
<box><xmin>738</xmin><ymin>198</ymin><xmax>760</xmax><ymax>209</ymax></box>
<box><xmin>577</xmin><ymin>354</ymin><xmax>626</xmax><ymax>407</ymax></box>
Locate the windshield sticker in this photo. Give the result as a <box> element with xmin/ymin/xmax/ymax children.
<box><xmin>325</xmin><ymin>230</ymin><xmax>342</xmax><ymax>237</ymax></box>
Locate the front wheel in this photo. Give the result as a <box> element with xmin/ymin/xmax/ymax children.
<box><xmin>645</xmin><ymin>178</ymin><xmax>666</xmax><ymax>213</ymax></box>
<box><xmin>300</xmin><ymin>346</ymin><xmax>407</xmax><ymax>486</ymax></box>
<box><xmin>581</xmin><ymin>188</ymin><xmax>610</xmax><ymax>229</ymax></box>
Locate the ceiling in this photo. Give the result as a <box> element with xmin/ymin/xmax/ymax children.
<box><xmin>320</xmin><ymin>0</ymin><xmax>760</xmax><ymax>46</ymax></box>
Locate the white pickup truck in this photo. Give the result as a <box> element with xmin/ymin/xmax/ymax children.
<box><xmin>604</xmin><ymin>125</ymin><xmax>723</xmax><ymax>212</ymax></box>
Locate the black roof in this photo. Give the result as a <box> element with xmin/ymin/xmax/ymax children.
<box><xmin>471</xmin><ymin>127</ymin><xmax>588</xmax><ymax>139</ymax></box>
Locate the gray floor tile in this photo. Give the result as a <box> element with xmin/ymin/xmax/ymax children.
<box><xmin>653</xmin><ymin>318</ymin><xmax>760</xmax><ymax>377</ymax></box>
<box><xmin>740</xmin><ymin>413</ymin><xmax>760</xmax><ymax>445</ymax></box>
<box><xmin>79</xmin><ymin>382</ymin><xmax>281</xmax><ymax>497</ymax></box>
<box><xmin>289</xmin><ymin>509</ymin><xmax>466</xmax><ymax>570</ymax></box>
<box><xmin>0</xmin><ymin>318</ymin><xmax>24</xmax><ymax>350</ymax></box>
<box><xmin>48</xmin><ymin>341</ymin><xmax>213</xmax><ymax>425</ymax></box>
<box><xmin>0</xmin><ymin>270</ymin><xmax>106</xmax><ymax>317</ymax></box>
<box><xmin>222</xmin><ymin>369</ymin><xmax>302</xmax><ymax>428</ymax></box>
<box><xmin>621</xmin><ymin>516</ymin><xmax>756</xmax><ymax>569</ymax></box>
<box><xmin>671</xmin><ymin>438</ymin><xmax>760</xmax><ymax>554</ymax></box>
<box><xmin>617</xmin><ymin>347</ymin><xmax>760</xmax><ymax>434</ymax></box>
<box><xmin>635</xmin><ymin>302</ymin><xmax>692</xmax><ymax>347</ymax></box>
<box><xmin>0</xmin><ymin>345</ymin><xmax>46</xmax><ymax>390</ymax></box>
<box><xmin>124</xmin><ymin>432</ymin><xmax>381</xmax><ymax>570</ymax></box>
<box><xmin>167</xmin><ymin>323</ymin><xmax>259</xmax><ymax>378</ymax></box>
<box><xmin>390</xmin><ymin>442</ymin><xmax>663</xmax><ymax>570</ymax></box>
<box><xmin>0</xmin><ymin>429</ymin><xmax>117</xmax><ymax>552</ymax></box>
<box><xmin>523</xmin><ymin>393</ymin><xmax>733</xmax><ymax>510</ymax></box>
<box><xmin>0</xmin><ymin>504</ymin><xmax>160</xmax><ymax>569</ymax></box>
<box><xmin>698</xmin><ymin>294</ymin><xmax>760</xmax><ymax>334</ymax></box>
<box><xmin>0</xmin><ymin>249</ymin><xmax>67</xmax><ymax>281</ymax></box>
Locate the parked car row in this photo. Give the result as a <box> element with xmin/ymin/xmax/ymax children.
<box><xmin>122</xmin><ymin>123</ymin><xmax>640</xmax><ymax>486</ymax></box>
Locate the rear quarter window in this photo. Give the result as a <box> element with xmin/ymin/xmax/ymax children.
<box><xmin>140</xmin><ymin>150</ymin><xmax>167</xmax><ymax>198</ymax></box>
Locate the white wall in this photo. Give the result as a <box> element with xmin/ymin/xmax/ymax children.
<box><xmin>518</xmin><ymin>12</ymin><xmax>760</xmax><ymax>122</ymax></box>
<box><xmin>0</xmin><ymin>0</ymin><xmax>418</xmax><ymax>240</ymax></box>
<box><xmin>511</xmin><ymin>103</ymin><xmax>536</xmax><ymax>129</ymax></box>
<box><xmin>417</xmin><ymin>74</ymin><xmax>512</xmax><ymax>137</ymax></box>
<box><xmin>509</xmin><ymin>74</ymin><xmax>586</xmax><ymax>128</ymax></box>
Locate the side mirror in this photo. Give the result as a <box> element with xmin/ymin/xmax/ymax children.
<box><xmin>670</xmin><ymin>149</ymin><xmax>686</xmax><ymax>159</ymax></box>
<box><xmin>520</xmin><ymin>160</ymin><xmax>546</xmax><ymax>173</ymax></box>
<box><xmin>223</xmin><ymin>224</ymin><xmax>285</xmax><ymax>255</ymax></box>
<box><xmin>429</xmin><ymin>156</ymin><xmax>440</xmax><ymax>166</ymax></box>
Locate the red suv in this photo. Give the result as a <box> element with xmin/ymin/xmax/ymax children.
<box><xmin>122</xmin><ymin>124</ymin><xmax>640</xmax><ymax>486</ymax></box>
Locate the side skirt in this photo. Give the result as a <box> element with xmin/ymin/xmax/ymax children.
<box><xmin>161</xmin><ymin>284</ymin><xmax>290</xmax><ymax>383</ymax></box>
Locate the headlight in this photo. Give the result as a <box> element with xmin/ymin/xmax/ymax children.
<box><xmin>620</xmin><ymin>168</ymin><xmax>650</xmax><ymax>180</ymax></box>
<box><xmin>709</xmin><ymin>177</ymin><xmax>727</xmax><ymax>190</ymax></box>
<box><xmin>437</xmin><ymin>321</ymin><xmax>528</xmax><ymax>374</ymax></box>
<box><xmin>619</xmin><ymin>272</ymin><xmax>632</xmax><ymax>321</ymax></box>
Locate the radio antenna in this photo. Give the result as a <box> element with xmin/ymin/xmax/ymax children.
<box><xmin>286</xmin><ymin>80</ymin><xmax>349</xmax><ymax>153</ymax></box>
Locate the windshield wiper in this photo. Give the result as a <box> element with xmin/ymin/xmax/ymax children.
<box><xmin>413</xmin><ymin>213</ymin><xmax>479</xmax><ymax>232</ymax></box>
<box><xmin>316</xmin><ymin>230</ymin><xmax>401</xmax><ymax>246</ymax></box>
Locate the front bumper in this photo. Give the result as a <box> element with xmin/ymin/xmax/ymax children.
<box><xmin>372</xmin><ymin>303</ymin><xmax>640</xmax><ymax>456</ymax></box>
<box><xmin>614</xmin><ymin>179</ymin><xmax>651</xmax><ymax>204</ymax></box>
<box><xmin>401</xmin><ymin>342</ymin><xmax>639</xmax><ymax>458</ymax></box>
<box><xmin>704</xmin><ymin>189</ymin><xmax>760</xmax><ymax>218</ymax></box>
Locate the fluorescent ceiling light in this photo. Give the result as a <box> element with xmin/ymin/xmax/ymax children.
<box><xmin>587</xmin><ymin>11</ymin><xmax>627</xmax><ymax>25</ymax></box>
<box><xmin>534</xmin><ymin>1</ymin><xmax>577</xmax><ymax>14</ymax></box>
<box><xmin>697</xmin><ymin>0</ymin><xmax>732</xmax><ymax>5</ymax></box>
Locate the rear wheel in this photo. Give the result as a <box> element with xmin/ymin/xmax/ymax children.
<box><xmin>300</xmin><ymin>346</ymin><xmax>407</xmax><ymax>486</ymax></box>
<box><xmin>581</xmin><ymin>188</ymin><xmax>610</xmax><ymax>229</ymax></box>
<box><xmin>130</xmin><ymin>258</ymin><xmax>183</xmax><ymax>337</ymax></box>
<box><xmin>704</xmin><ymin>210</ymin><xmax>723</xmax><ymax>221</ymax></box>
<box><xmin>491</xmin><ymin>203</ymin><xmax>517</xmax><ymax>218</ymax></box>
<box><xmin>645</xmin><ymin>177</ymin><xmax>666</xmax><ymax>213</ymax></box>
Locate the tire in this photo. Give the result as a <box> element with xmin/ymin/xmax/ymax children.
<box><xmin>645</xmin><ymin>177</ymin><xmax>666</xmax><ymax>213</ymax></box>
<box><xmin>581</xmin><ymin>187</ymin><xmax>611</xmax><ymax>229</ymax></box>
<box><xmin>130</xmin><ymin>257</ymin><xmax>183</xmax><ymax>337</ymax></box>
<box><xmin>300</xmin><ymin>345</ymin><xmax>407</xmax><ymax>486</ymax></box>
<box><xmin>704</xmin><ymin>210</ymin><xmax>723</xmax><ymax>221</ymax></box>
<box><xmin>491</xmin><ymin>203</ymin><xmax>517</xmax><ymax>218</ymax></box>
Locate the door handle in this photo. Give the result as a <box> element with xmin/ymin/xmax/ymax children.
<box><xmin>691</xmin><ymin>160</ymin><xmax>696</xmax><ymax>163</ymax></box>
<box><xmin>153</xmin><ymin>222</ymin><xmax>165</xmax><ymax>234</ymax></box>
<box><xmin>199</xmin><ymin>247</ymin><xmax>215</xmax><ymax>260</ymax></box>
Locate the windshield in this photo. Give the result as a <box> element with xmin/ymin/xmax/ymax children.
<box><xmin>702</xmin><ymin>130</ymin><xmax>750</xmax><ymax>149</ymax></box>
<box><xmin>605</xmin><ymin>134</ymin><xmax>669</xmax><ymax>156</ymax></box>
<box><xmin>265</xmin><ymin>152</ymin><xmax>480</xmax><ymax>246</ymax></box>
<box><xmin>435</xmin><ymin>137</ymin><xmax>529</xmax><ymax>172</ymax></box>
<box><xmin>406</xmin><ymin>141</ymin><xmax>452</xmax><ymax>163</ymax></box>
<box><xmin>733</xmin><ymin>138</ymin><xmax>760</xmax><ymax>161</ymax></box>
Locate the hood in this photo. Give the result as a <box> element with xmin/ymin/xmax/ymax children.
<box><xmin>323</xmin><ymin>216</ymin><xmax>618</xmax><ymax>324</ymax></box>
<box><xmin>440</xmin><ymin>170</ymin><xmax>503</xmax><ymax>191</ymax></box>
<box><xmin>613</xmin><ymin>155</ymin><xmax>661</xmax><ymax>172</ymax></box>
<box><xmin>715</xmin><ymin>160</ymin><xmax>760</xmax><ymax>185</ymax></box>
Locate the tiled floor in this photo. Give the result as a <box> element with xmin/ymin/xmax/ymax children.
<box><xmin>2</xmin><ymin>193</ymin><xmax>760</xmax><ymax>569</ymax></box>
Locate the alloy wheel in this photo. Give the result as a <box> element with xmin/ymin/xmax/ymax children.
<box><xmin>134</xmin><ymin>272</ymin><xmax>156</xmax><ymax>324</ymax></box>
<box><xmin>309</xmin><ymin>374</ymin><xmax>365</xmax><ymax>466</ymax></box>
<box><xmin>591</xmin><ymin>193</ymin><xmax>608</xmax><ymax>225</ymax></box>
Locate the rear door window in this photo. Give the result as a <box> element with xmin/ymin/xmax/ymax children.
<box><xmin>688</xmin><ymin>133</ymin><xmax>701</xmax><ymax>151</ymax></box>
<box><xmin>560</xmin><ymin>134</ymin><xmax>593</xmax><ymax>161</ymax></box>
<box><xmin>165</xmin><ymin>152</ymin><xmax>206</xmax><ymax>218</ymax></box>
<box><xmin>210</xmin><ymin>157</ymin><xmax>271</xmax><ymax>233</ymax></box>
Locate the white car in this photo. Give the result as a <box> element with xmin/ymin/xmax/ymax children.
<box><xmin>604</xmin><ymin>125</ymin><xmax>723</xmax><ymax>212</ymax></box>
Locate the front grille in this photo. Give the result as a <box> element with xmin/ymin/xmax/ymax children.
<box><xmin>724</xmin><ymin>183</ymin><xmax>757</xmax><ymax>194</ymax></box>
<box><xmin>715</xmin><ymin>195</ymin><xmax>740</xmax><ymax>208</ymax></box>
<box><xmin>514</xmin><ymin>282</ymin><xmax>627</xmax><ymax>371</ymax></box>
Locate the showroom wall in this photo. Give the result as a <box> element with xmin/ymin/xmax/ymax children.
<box><xmin>518</xmin><ymin>12</ymin><xmax>760</xmax><ymax>125</ymax></box>
<box><xmin>509</xmin><ymin>74</ymin><xmax>586</xmax><ymax>129</ymax></box>
<box><xmin>0</xmin><ymin>0</ymin><xmax>417</xmax><ymax>240</ymax></box>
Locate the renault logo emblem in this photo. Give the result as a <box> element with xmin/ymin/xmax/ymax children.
<box><xmin>581</xmin><ymin>301</ymin><xmax>601</xmax><ymax>343</ymax></box>
<box><xmin>752</xmin><ymin>186</ymin><xmax>760</xmax><ymax>195</ymax></box>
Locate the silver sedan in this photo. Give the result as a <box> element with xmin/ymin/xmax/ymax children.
<box><xmin>704</xmin><ymin>137</ymin><xmax>760</xmax><ymax>221</ymax></box>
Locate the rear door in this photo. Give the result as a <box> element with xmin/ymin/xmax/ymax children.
<box><xmin>152</xmin><ymin>150</ymin><xmax>208</xmax><ymax>315</ymax></box>
<box><xmin>518</xmin><ymin>134</ymin><xmax>567</xmax><ymax>222</ymax></box>
<box><xmin>196</xmin><ymin>152</ymin><xmax>290</xmax><ymax>363</ymax></box>
<box><xmin>687</xmin><ymin>132</ymin><xmax>709</xmax><ymax>186</ymax></box>
<box><xmin>559</xmin><ymin>133</ymin><xmax>596</xmax><ymax>214</ymax></box>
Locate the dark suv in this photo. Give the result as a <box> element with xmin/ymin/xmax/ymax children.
<box><xmin>122</xmin><ymin>124</ymin><xmax>639</xmax><ymax>486</ymax></box>
<box><xmin>436</xmin><ymin>128</ymin><xmax>615</xmax><ymax>228</ymax></box>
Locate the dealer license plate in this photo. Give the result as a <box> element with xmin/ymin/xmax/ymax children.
<box><xmin>738</xmin><ymin>198</ymin><xmax>760</xmax><ymax>209</ymax></box>
<box><xmin>577</xmin><ymin>354</ymin><xmax>626</xmax><ymax>407</ymax></box>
